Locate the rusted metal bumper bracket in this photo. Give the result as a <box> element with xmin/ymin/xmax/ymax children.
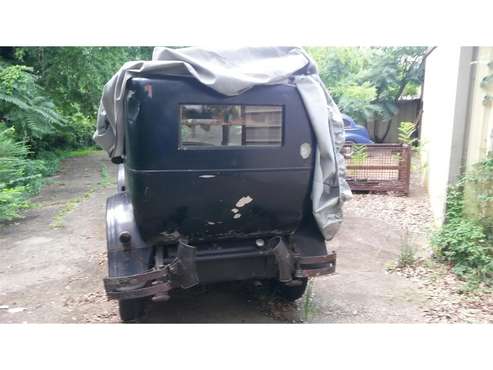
<box><xmin>295</xmin><ymin>252</ymin><xmax>336</xmax><ymax>278</ymax></box>
<box><xmin>103</xmin><ymin>241</ymin><xmax>199</xmax><ymax>300</ymax></box>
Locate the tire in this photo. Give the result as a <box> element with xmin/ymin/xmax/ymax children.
<box><xmin>118</xmin><ymin>298</ymin><xmax>147</xmax><ymax>322</ymax></box>
<box><xmin>272</xmin><ymin>278</ymin><xmax>308</xmax><ymax>301</ymax></box>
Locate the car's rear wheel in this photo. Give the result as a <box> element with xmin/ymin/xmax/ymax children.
<box><xmin>118</xmin><ymin>298</ymin><xmax>147</xmax><ymax>322</ymax></box>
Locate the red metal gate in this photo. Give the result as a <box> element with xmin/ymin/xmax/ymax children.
<box><xmin>343</xmin><ymin>143</ymin><xmax>411</xmax><ymax>195</ymax></box>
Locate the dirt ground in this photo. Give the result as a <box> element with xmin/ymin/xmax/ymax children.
<box><xmin>0</xmin><ymin>151</ymin><xmax>457</xmax><ymax>323</ymax></box>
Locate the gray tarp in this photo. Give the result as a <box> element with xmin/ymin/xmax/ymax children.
<box><xmin>94</xmin><ymin>47</ymin><xmax>352</xmax><ymax>240</ymax></box>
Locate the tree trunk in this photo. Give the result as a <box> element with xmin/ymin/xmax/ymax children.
<box><xmin>374</xmin><ymin>119</ymin><xmax>393</xmax><ymax>143</ymax></box>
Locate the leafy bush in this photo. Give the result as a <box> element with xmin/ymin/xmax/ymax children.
<box><xmin>63</xmin><ymin>109</ymin><xmax>96</xmax><ymax>148</ymax></box>
<box><xmin>0</xmin><ymin>124</ymin><xmax>29</xmax><ymax>182</ymax></box>
<box><xmin>0</xmin><ymin>124</ymin><xmax>31</xmax><ymax>220</ymax></box>
<box><xmin>0</xmin><ymin>123</ymin><xmax>65</xmax><ymax>221</ymax></box>
<box><xmin>0</xmin><ymin>186</ymin><xmax>30</xmax><ymax>221</ymax></box>
<box><xmin>432</xmin><ymin>157</ymin><xmax>493</xmax><ymax>286</ymax></box>
<box><xmin>398</xmin><ymin>121</ymin><xmax>417</xmax><ymax>146</ymax></box>
<box><xmin>0</xmin><ymin>64</ymin><xmax>66</xmax><ymax>152</ymax></box>
<box><xmin>432</xmin><ymin>218</ymin><xmax>491</xmax><ymax>281</ymax></box>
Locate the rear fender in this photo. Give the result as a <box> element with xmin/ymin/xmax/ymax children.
<box><xmin>106</xmin><ymin>192</ymin><xmax>153</xmax><ymax>278</ymax></box>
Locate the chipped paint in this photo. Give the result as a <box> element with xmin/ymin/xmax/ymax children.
<box><xmin>231</xmin><ymin>208</ymin><xmax>239</xmax><ymax>214</ymax></box>
<box><xmin>199</xmin><ymin>175</ymin><xmax>216</xmax><ymax>179</ymax></box>
<box><xmin>235</xmin><ymin>196</ymin><xmax>253</xmax><ymax>208</ymax></box>
<box><xmin>233</xmin><ymin>213</ymin><xmax>242</xmax><ymax>219</ymax></box>
<box><xmin>207</xmin><ymin>221</ymin><xmax>216</xmax><ymax>225</ymax></box>
<box><xmin>300</xmin><ymin>142</ymin><xmax>312</xmax><ymax>159</ymax></box>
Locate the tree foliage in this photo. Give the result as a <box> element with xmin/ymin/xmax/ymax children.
<box><xmin>0</xmin><ymin>64</ymin><xmax>66</xmax><ymax>148</ymax></box>
<box><xmin>14</xmin><ymin>47</ymin><xmax>152</xmax><ymax>117</ymax></box>
<box><xmin>0</xmin><ymin>47</ymin><xmax>152</xmax><ymax>220</ymax></box>
<box><xmin>307</xmin><ymin>47</ymin><xmax>428</xmax><ymax>142</ymax></box>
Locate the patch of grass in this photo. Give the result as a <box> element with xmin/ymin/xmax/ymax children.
<box><xmin>302</xmin><ymin>279</ymin><xmax>315</xmax><ymax>322</ymax></box>
<box><xmin>396</xmin><ymin>230</ymin><xmax>418</xmax><ymax>268</ymax></box>
<box><xmin>398</xmin><ymin>244</ymin><xmax>417</xmax><ymax>268</ymax></box>
<box><xmin>56</xmin><ymin>147</ymin><xmax>101</xmax><ymax>159</ymax></box>
<box><xmin>384</xmin><ymin>260</ymin><xmax>398</xmax><ymax>271</ymax></box>
<box><xmin>50</xmin><ymin>186</ymin><xmax>96</xmax><ymax>228</ymax></box>
<box><xmin>99</xmin><ymin>163</ymin><xmax>111</xmax><ymax>188</ymax></box>
<box><xmin>49</xmin><ymin>159</ymin><xmax>111</xmax><ymax>228</ymax></box>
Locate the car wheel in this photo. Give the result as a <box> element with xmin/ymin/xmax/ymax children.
<box><xmin>118</xmin><ymin>298</ymin><xmax>147</xmax><ymax>322</ymax></box>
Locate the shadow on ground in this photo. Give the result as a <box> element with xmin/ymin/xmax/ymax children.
<box><xmin>140</xmin><ymin>281</ymin><xmax>303</xmax><ymax>323</ymax></box>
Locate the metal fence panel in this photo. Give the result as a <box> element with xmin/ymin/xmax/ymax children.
<box><xmin>344</xmin><ymin>144</ymin><xmax>411</xmax><ymax>194</ymax></box>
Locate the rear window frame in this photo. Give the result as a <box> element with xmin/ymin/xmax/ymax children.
<box><xmin>177</xmin><ymin>103</ymin><xmax>285</xmax><ymax>151</ymax></box>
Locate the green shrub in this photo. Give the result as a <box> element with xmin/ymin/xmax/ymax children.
<box><xmin>0</xmin><ymin>124</ymin><xmax>29</xmax><ymax>182</ymax></box>
<box><xmin>398</xmin><ymin>121</ymin><xmax>417</xmax><ymax>146</ymax></box>
<box><xmin>63</xmin><ymin>109</ymin><xmax>95</xmax><ymax>148</ymax></box>
<box><xmin>36</xmin><ymin>150</ymin><xmax>61</xmax><ymax>177</ymax></box>
<box><xmin>0</xmin><ymin>186</ymin><xmax>30</xmax><ymax>221</ymax></box>
<box><xmin>432</xmin><ymin>218</ymin><xmax>491</xmax><ymax>281</ymax></box>
<box><xmin>0</xmin><ymin>123</ymin><xmax>63</xmax><ymax>221</ymax></box>
<box><xmin>432</xmin><ymin>157</ymin><xmax>493</xmax><ymax>286</ymax></box>
<box><xmin>0</xmin><ymin>64</ymin><xmax>66</xmax><ymax>152</ymax></box>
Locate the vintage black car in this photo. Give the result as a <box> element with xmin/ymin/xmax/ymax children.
<box><xmin>100</xmin><ymin>50</ymin><xmax>342</xmax><ymax>322</ymax></box>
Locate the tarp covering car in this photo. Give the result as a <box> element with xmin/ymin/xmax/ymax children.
<box><xmin>94</xmin><ymin>46</ymin><xmax>352</xmax><ymax>240</ymax></box>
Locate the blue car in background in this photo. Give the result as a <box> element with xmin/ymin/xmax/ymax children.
<box><xmin>342</xmin><ymin>113</ymin><xmax>374</xmax><ymax>144</ymax></box>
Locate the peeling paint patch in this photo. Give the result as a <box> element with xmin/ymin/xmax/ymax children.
<box><xmin>207</xmin><ymin>221</ymin><xmax>215</xmax><ymax>225</ymax></box>
<box><xmin>199</xmin><ymin>175</ymin><xmax>216</xmax><ymax>179</ymax></box>
<box><xmin>231</xmin><ymin>208</ymin><xmax>239</xmax><ymax>214</ymax></box>
<box><xmin>233</xmin><ymin>213</ymin><xmax>242</xmax><ymax>219</ymax></box>
<box><xmin>300</xmin><ymin>142</ymin><xmax>312</xmax><ymax>159</ymax></box>
<box><xmin>236</xmin><ymin>196</ymin><xmax>253</xmax><ymax>208</ymax></box>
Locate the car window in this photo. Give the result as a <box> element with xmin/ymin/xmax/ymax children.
<box><xmin>179</xmin><ymin>104</ymin><xmax>283</xmax><ymax>148</ymax></box>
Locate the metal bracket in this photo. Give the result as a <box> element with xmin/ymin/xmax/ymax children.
<box><xmin>270</xmin><ymin>237</ymin><xmax>295</xmax><ymax>283</ymax></box>
<box><xmin>295</xmin><ymin>252</ymin><xmax>336</xmax><ymax>278</ymax></box>
<box><xmin>103</xmin><ymin>240</ymin><xmax>199</xmax><ymax>300</ymax></box>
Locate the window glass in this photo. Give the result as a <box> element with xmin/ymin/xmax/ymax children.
<box><xmin>180</xmin><ymin>104</ymin><xmax>282</xmax><ymax>148</ymax></box>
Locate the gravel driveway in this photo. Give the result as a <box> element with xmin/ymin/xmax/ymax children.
<box><xmin>0</xmin><ymin>151</ymin><xmax>432</xmax><ymax>323</ymax></box>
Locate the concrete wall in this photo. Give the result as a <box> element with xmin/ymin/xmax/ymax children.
<box><xmin>463</xmin><ymin>47</ymin><xmax>493</xmax><ymax>169</ymax></box>
<box><xmin>420</xmin><ymin>47</ymin><xmax>473</xmax><ymax>224</ymax></box>
<box><xmin>420</xmin><ymin>46</ymin><xmax>493</xmax><ymax>224</ymax></box>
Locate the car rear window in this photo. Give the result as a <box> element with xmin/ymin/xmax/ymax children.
<box><xmin>179</xmin><ymin>104</ymin><xmax>283</xmax><ymax>148</ymax></box>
